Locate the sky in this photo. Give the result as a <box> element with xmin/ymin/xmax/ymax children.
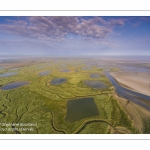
<box><xmin>0</xmin><ymin>16</ymin><xmax>150</xmax><ymax>56</ymax></box>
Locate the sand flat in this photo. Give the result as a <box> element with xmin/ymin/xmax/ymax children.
<box><xmin>113</xmin><ymin>94</ymin><xmax>150</xmax><ymax>133</ymax></box>
<box><xmin>110</xmin><ymin>71</ymin><xmax>150</xmax><ymax>96</ymax></box>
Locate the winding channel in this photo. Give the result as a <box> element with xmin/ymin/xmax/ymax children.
<box><xmin>105</xmin><ymin>73</ymin><xmax>150</xmax><ymax>111</ymax></box>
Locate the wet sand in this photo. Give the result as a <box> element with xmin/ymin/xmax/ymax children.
<box><xmin>110</xmin><ymin>71</ymin><xmax>150</xmax><ymax>96</ymax></box>
<box><xmin>114</xmin><ymin>94</ymin><xmax>150</xmax><ymax>133</ymax></box>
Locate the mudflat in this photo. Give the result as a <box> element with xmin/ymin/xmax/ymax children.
<box><xmin>110</xmin><ymin>71</ymin><xmax>150</xmax><ymax>96</ymax></box>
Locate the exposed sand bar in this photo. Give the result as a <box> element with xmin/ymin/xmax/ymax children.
<box><xmin>110</xmin><ymin>71</ymin><xmax>150</xmax><ymax>96</ymax></box>
<box><xmin>114</xmin><ymin>94</ymin><xmax>150</xmax><ymax>133</ymax></box>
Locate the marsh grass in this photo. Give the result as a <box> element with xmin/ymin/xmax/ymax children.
<box><xmin>0</xmin><ymin>60</ymin><xmax>138</xmax><ymax>134</ymax></box>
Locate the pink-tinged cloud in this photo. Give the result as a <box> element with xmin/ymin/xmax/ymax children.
<box><xmin>139</xmin><ymin>17</ymin><xmax>150</xmax><ymax>21</ymax></box>
<box><xmin>0</xmin><ymin>16</ymin><xmax>127</xmax><ymax>40</ymax></box>
<box><xmin>107</xmin><ymin>19</ymin><xmax>127</xmax><ymax>27</ymax></box>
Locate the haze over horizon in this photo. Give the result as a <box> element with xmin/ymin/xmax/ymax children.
<box><xmin>0</xmin><ymin>16</ymin><xmax>150</xmax><ymax>56</ymax></box>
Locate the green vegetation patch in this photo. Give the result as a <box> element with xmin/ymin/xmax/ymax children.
<box><xmin>79</xmin><ymin>122</ymin><xmax>108</xmax><ymax>134</ymax></box>
<box><xmin>0</xmin><ymin>59</ymin><xmax>140</xmax><ymax>134</ymax></box>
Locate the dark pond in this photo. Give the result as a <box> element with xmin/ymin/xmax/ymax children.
<box><xmin>0</xmin><ymin>72</ymin><xmax>17</xmax><ymax>77</ymax></box>
<box><xmin>38</xmin><ymin>71</ymin><xmax>50</xmax><ymax>76</ymax></box>
<box><xmin>105</xmin><ymin>73</ymin><xmax>150</xmax><ymax>111</ymax></box>
<box><xmin>84</xmin><ymin>80</ymin><xmax>107</xmax><ymax>89</ymax></box>
<box><xmin>90</xmin><ymin>74</ymin><xmax>100</xmax><ymax>78</ymax></box>
<box><xmin>65</xmin><ymin>97</ymin><xmax>99</xmax><ymax>123</ymax></box>
<box><xmin>1</xmin><ymin>81</ymin><xmax>30</xmax><ymax>90</ymax></box>
<box><xmin>50</xmin><ymin>78</ymin><xmax>67</xmax><ymax>85</ymax></box>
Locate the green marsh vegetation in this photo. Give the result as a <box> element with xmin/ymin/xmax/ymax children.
<box><xmin>0</xmin><ymin>58</ymin><xmax>138</xmax><ymax>134</ymax></box>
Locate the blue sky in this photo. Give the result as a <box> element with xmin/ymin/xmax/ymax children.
<box><xmin>0</xmin><ymin>16</ymin><xmax>150</xmax><ymax>56</ymax></box>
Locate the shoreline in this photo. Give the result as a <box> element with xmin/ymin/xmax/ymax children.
<box><xmin>110</xmin><ymin>71</ymin><xmax>150</xmax><ymax>96</ymax></box>
<box><xmin>113</xmin><ymin>93</ymin><xmax>150</xmax><ymax>133</ymax></box>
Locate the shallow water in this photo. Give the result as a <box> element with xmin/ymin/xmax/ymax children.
<box><xmin>38</xmin><ymin>71</ymin><xmax>50</xmax><ymax>76</ymax></box>
<box><xmin>121</xmin><ymin>66</ymin><xmax>150</xmax><ymax>73</ymax></box>
<box><xmin>65</xmin><ymin>97</ymin><xmax>99</xmax><ymax>123</ymax></box>
<box><xmin>0</xmin><ymin>72</ymin><xmax>17</xmax><ymax>77</ymax></box>
<box><xmin>84</xmin><ymin>80</ymin><xmax>107</xmax><ymax>89</ymax></box>
<box><xmin>90</xmin><ymin>74</ymin><xmax>100</xmax><ymax>78</ymax></box>
<box><xmin>105</xmin><ymin>73</ymin><xmax>150</xmax><ymax>111</ymax></box>
<box><xmin>1</xmin><ymin>81</ymin><xmax>30</xmax><ymax>90</ymax></box>
<box><xmin>50</xmin><ymin>78</ymin><xmax>67</xmax><ymax>85</ymax></box>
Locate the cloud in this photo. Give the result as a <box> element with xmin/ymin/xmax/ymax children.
<box><xmin>128</xmin><ymin>17</ymin><xmax>150</xmax><ymax>27</ymax></box>
<box><xmin>107</xmin><ymin>19</ymin><xmax>127</xmax><ymax>27</ymax></box>
<box><xmin>130</xmin><ymin>21</ymin><xmax>141</xmax><ymax>27</ymax></box>
<box><xmin>0</xmin><ymin>16</ymin><xmax>127</xmax><ymax>40</ymax></box>
<box><xmin>139</xmin><ymin>17</ymin><xmax>150</xmax><ymax>21</ymax></box>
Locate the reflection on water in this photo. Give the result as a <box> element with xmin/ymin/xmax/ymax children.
<box><xmin>50</xmin><ymin>78</ymin><xmax>67</xmax><ymax>85</ymax></box>
<box><xmin>84</xmin><ymin>80</ymin><xmax>107</xmax><ymax>89</ymax></box>
<box><xmin>0</xmin><ymin>72</ymin><xmax>17</xmax><ymax>77</ymax></box>
<box><xmin>1</xmin><ymin>81</ymin><xmax>30</xmax><ymax>90</ymax></box>
<box><xmin>65</xmin><ymin>97</ymin><xmax>99</xmax><ymax>123</ymax></box>
<box><xmin>38</xmin><ymin>71</ymin><xmax>50</xmax><ymax>76</ymax></box>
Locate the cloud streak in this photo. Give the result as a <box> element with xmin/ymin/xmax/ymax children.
<box><xmin>0</xmin><ymin>16</ymin><xmax>127</xmax><ymax>40</ymax></box>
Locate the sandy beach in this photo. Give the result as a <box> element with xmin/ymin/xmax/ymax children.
<box><xmin>110</xmin><ymin>71</ymin><xmax>150</xmax><ymax>96</ymax></box>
